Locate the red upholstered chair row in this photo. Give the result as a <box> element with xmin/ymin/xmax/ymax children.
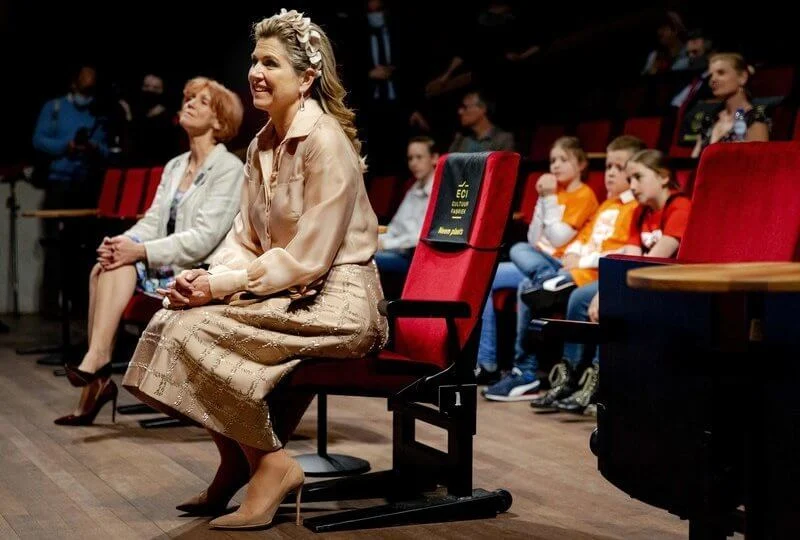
<box><xmin>529</xmin><ymin>117</ymin><xmax>667</xmax><ymax>160</ymax></box>
<box><xmin>97</xmin><ymin>166</ymin><xmax>166</xmax><ymax>219</ymax></box>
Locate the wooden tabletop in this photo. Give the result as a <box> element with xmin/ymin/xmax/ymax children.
<box><xmin>627</xmin><ymin>262</ymin><xmax>800</xmax><ymax>293</ymax></box>
<box><xmin>22</xmin><ymin>208</ymin><xmax>98</xmax><ymax>219</ymax></box>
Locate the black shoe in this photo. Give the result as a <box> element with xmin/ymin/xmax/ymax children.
<box><xmin>554</xmin><ymin>366</ymin><xmax>599</xmax><ymax>414</ymax></box>
<box><xmin>519</xmin><ymin>281</ymin><xmax>576</xmax><ymax>313</ymax></box>
<box><xmin>530</xmin><ymin>361</ymin><xmax>576</xmax><ymax>409</ymax></box>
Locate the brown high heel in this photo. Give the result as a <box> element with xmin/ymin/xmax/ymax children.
<box><xmin>54</xmin><ymin>379</ymin><xmax>118</xmax><ymax>426</ymax></box>
<box><xmin>208</xmin><ymin>458</ymin><xmax>305</xmax><ymax>529</ymax></box>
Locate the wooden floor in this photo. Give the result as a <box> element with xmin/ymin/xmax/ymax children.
<box><xmin>0</xmin><ymin>316</ymin><xmax>702</xmax><ymax>539</ymax></box>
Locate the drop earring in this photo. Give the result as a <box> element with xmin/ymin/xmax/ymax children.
<box><xmin>300</xmin><ymin>92</ymin><xmax>305</xmax><ymax>111</ymax></box>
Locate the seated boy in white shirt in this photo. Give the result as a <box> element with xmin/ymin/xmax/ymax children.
<box><xmin>375</xmin><ymin>136</ymin><xmax>439</xmax><ymax>296</ymax></box>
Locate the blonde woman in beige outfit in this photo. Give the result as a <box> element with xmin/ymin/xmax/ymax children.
<box><xmin>122</xmin><ymin>10</ymin><xmax>388</xmax><ymax>530</ymax></box>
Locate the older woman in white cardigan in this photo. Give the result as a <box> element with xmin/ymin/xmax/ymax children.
<box><xmin>56</xmin><ymin>77</ymin><xmax>245</xmax><ymax>426</ymax></box>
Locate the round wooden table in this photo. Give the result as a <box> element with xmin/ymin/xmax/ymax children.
<box><xmin>626</xmin><ymin>261</ymin><xmax>800</xmax><ymax>538</ymax></box>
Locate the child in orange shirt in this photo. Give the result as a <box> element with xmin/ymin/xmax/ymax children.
<box><xmin>486</xmin><ymin>136</ymin><xmax>646</xmax><ymax>402</ymax></box>
<box><xmin>537</xmin><ymin>149</ymin><xmax>692</xmax><ymax>413</ymax></box>
<box><xmin>480</xmin><ymin>136</ymin><xmax>599</xmax><ymax>399</ymax></box>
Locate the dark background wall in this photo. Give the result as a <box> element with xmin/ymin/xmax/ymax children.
<box><xmin>1</xmin><ymin>0</ymin><xmax>794</xmax><ymax>163</ymax></box>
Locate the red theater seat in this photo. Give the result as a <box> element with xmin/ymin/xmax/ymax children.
<box><xmin>576</xmin><ymin>120</ymin><xmax>612</xmax><ymax>153</ymax></box>
<box><xmin>586</xmin><ymin>170</ymin><xmax>607</xmax><ymax>203</ymax></box>
<box><xmin>116</xmin><ymin>168</ymin><xmax>149</xmax><ymax>219</ymax></box>
<box><xmin>96</xmin><ymin>168</ymin><xmax>124</xmax><ymax>218</ymax></box>
<box><xmin>367</xmin><ymin>175</ymin><xmax>402</xmax><ymax>224</ymax></box>
<box><xmin>624</xmin><ymin>116</ymin><xmax>664</xmax><ymax>149</ymax></box>
<box><xmin>678</xmin><ymin>142</ymin><xmax>800</xmax><ymax>262</ymax></box>
<box><xmin>530</xmin><ymin>124</ymin><xmax>566</xmax><ymax>161</ymax></box>
<box><xmin>749</xmin><ymin>65</ymin><xmax>796</xmax><ymax>100</ymax></box>
<box><xmin>286</xmin><ymin>151</ymin><xmax>521</xmax><ymax>532</ymax></box>
<box><xmin>141</xmin><ymin>166</ymin><xmax>164</xmax><ymax>212</ymax></box>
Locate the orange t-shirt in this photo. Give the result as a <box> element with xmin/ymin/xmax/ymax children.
<box><xmin>536</xmin><ymin>182</ymin><xmax>599</xmax><ymax>259</ymax></box>
<box><xmin>567</xmin><ymin>190</ymin><xmax>640</xmax><ymax>287</ymax></box>
<box><xmin>627</xmin><ymin>193</ymin><xmax>692</xmax><ymax>255</ymax></box>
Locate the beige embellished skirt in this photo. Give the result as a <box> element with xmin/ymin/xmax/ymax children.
<box><xmin>122</xmin><ymin>262</ymin><xmax>388</xmax><ymax>451</ymax></box>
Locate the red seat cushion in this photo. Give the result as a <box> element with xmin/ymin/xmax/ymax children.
<box><xmin>121</xmin><ymin>293</ymin><xmax>162</xmax><ymax>325</ymax></box>
<box><xmin>285</xmin><ymin>351</ymin><xmax>438</xmax><ymax>396</ymax></box>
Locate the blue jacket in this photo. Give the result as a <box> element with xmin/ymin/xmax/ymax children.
<box><xmin>32</xmin><ymin>95</ymin><xmax>109</xmax><ymax>182</ymax></box>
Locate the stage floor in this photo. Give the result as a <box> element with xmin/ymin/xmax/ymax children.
<box><xmin>0</xmin><ymin>316</ymin><xmax>706</xmax><ymax>539</ymax></box>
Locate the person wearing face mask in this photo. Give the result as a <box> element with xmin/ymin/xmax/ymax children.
<box><xmin>32</xmin><ymin>64</ymin><xmax>110</xmax><ymax>318</ymax></box>
<box><xmin>32</xmin><ymin>65</ymin><xmax>109</xmax><ymax>205</ymax></box>
<box><xmin>128</xmin><ymin>73</ymin><xmax>181</xmax><ymax>166</ymax></box>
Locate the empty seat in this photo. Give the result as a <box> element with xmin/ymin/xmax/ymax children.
<box><xmin>116</xmin><ymin>168</ymin><xmax>149</xmax><ymax>220</ymax></box>
<box><xmin>624</xmin><ymin>116</ymin><xmax>664</xmax><ymax>149</ymax></box>
<box><xmin>576</xmin><ymin>120</ymin><xmax>612</xmax><ymax>153</ymax></box>
<box><xmin>749</xmin><ymin>65</ymin><xmax>796</xmax><ymax>101</ymax></box>
<box><xmin>97</xmin><ymin>168</ymin><xmax>124</xmax><ymax>218</ymax></box>
<box><xmin>367</xmin><ymin>175</ymin><xmax>401</xmax><ymax>224</ymax></box>
<box><xmin>529</xmin><ymin>124</ymin><xmax>566</xmax><ymax>161</ymax></box>
<box><xmin>141</xmin><ymin>166</ymin><xmax>165</xmax><ymax>213</ymax></box>
<box><xmin>679</xmin><ymin>142</ymin><xmax>800</xmax><ymax>262</ymax></box>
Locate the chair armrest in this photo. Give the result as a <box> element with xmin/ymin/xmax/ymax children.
<box><xmin>378</xmin><ymin>299</ymin><xmax>471</xmax><ymax>319</ymax></box>
<box><xmin>22</xmin><ymin>208</ymin><xmax>98</xmax><ymax>219</ymax></box>
<box><xmin>529</xmin><ymin>318</ymin><xmax>604</xmax><ymax>343</ymax></box>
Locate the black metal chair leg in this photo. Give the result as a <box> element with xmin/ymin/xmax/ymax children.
<box><xmin>118</xmin><ymin>404</ymin><xmax>158</xmax><ymax>415</ymax></box>
<box><xmin>295</xmin><ymin>394</ymin><xmax>371</xmax><ymax>477</ymax></box>
<box><xmin>139</xmin><ymin>417</ymin><xmax>192</xmax><ymax>428</ymax></box>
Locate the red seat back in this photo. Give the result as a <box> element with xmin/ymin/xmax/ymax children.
<box><xmin>368</xmin><ymin>175</ymin><xmax>401</xmax><ymax>223</ymax></box>
<box><xmin>678</xmin><ymin>142</ymin><xmax>800</xmax><ymax>262</ymax></box>
<box><xmin>97</xmin><ymin>168</ymin><xmax>124</xmax><ymax>218</ymax></box>
<box><xmin>576</xmin><ymin>120</ymin><xmax>612</xmax><ymax>153</ymax></box>
<box><xmin>585</xmin><ymin>171</ymin><xmax>607</xmax><ymax>203</ymax></box>
<box><xmin>673</xmin><ymin>168</ymin><xmax>696</xmax><ymax>197</ymax></box>
<box><xmin>794</xmin><ymin>111</ymin><xmax>800</xmax><ymax>141</ymax></box>
<box><xmin>518</xmin><ymin>172</ymin><xmax>541</xmax><ymax>224</ymax></box>
<box><xmin>624</xmin><ymin>116</ymin><xmax>664</xmax><ymax>149</ymax></box>
<box><xmin>749</xmin><ymin>65</ymin><xmax>795</xmax><ymax>100</ymax></box>
<box><xmin>142</xmin><ymin>166</ymin><xmax>164</xmax><ymax>212</ymax></box>
<box><xmin>117</xmin><ymin>168</ymin><xmax>149</xmax><ymax>219</ymax></box>
<box><xmin>394</xmin><ymin>152</ymin><xmax>520</xmax><ymax>369</ymax></box>
<box><xmin>529</xmin><ymin>125</ymin><xmax>566</xmax><ymax>161</ymax></box>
